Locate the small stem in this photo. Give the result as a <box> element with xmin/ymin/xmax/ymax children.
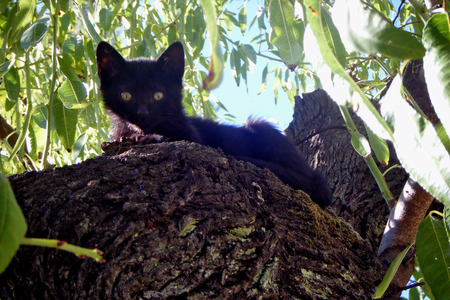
<box><xmin>21</xmin><ymin>237</ymin><xmax>105</xmax><ymax>262</ymax></box>
<box><xmin>373</xmin><ymin>55</ymin><xmax>394</xmax><ymax>78</ymax></box>
<box><xmin>7</xmin><ymin>51</ymin><xmax>34</xmax><ymax>162</ymax></box>
<box><xmin>382</xmin><ymin>164</ymin><xmax>402</xmax><ymax>176</ymax></box>
<box><xmin>42</xmin><ymin>0</ymin><xmax>60</xmax><ymax>169</ymax></box>
<box><xmin>129</xmin><ymin>1</ymin><xmax>139</xmax><ymax>58</ymax></box>
<box><xmin>84</xmin><ymin>44</ymin><xmax>102</xmax><ymax>154</ymax></box>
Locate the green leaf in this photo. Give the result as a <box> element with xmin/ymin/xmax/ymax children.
<box><xmin>239</xmin><ymin>44</ymin><xmax>257</xmax><ymax>64</ymax></box>
<box><xmin>351</xmin><ymin>132</ymin><xmax>371</xmax><ymax>158</ymax></box>
<box><xmin>52</xmin><ymin>96</ymin><xmax>78</xmax><ymax>151</ymax></box>
<box><xmin>4</xmin><ymin>67</ymin><xmax>20</xmax><ymax>101</ymax></box>
<box><xmin>0</xmin><ymin>172</ymin><xmax>27</xmax><ymax>274</ymax></box>
<box><xmin>0</xmin><ymin>58</ymin><xmax>15</xmax><ymax>78</ymax></box>
<box><xmin>57</xmin><ymin>55</ymin><xmax>79</xmax><ymax>82</ymax></box>
<box><xmin>238</xmin><ymin>5</ymin><xmax>247</xmax><ymax>35</ymax></box>
<box><xmin>268</xmin><ymin>0</ymin><xmax>302</xmax><ymax>68</ymax></box>
<box><xmin>199</xmin><ymin>0</ymin><xmax>224</xmax><ymax>91</ymax></box>
<box><xmin>445</xmin><ymin>205</ymin><xmax>450</xmax><ymax>240</ymax></box>
<box><xmin>76</xmin><ymin>5</ymin><xmax>102</xmax><ymax>44</ymax></box>
<box><xmin>58</xmin><ymin>79</ymin><xmax>89</xmax><ymax>109</ymax></box>
<box><xmin>6</xmin><ymin>0</ymin><xmax>37</xmax><ymax>47</ymax></box>
<box><xmin>416</xmin><ymin>213</ymin><xmax>450</xmax><ymax>299</ymax></box>
<box><xmin>71</xmin><ymin>131</ymin><xmax>89</xmax><ymax>161</ymax></box>
<box><xmin>230</xmin><ymin>49</ymin><xmax>241</xmax><ymax>86</ymax></box>
<box><xmin>373</xmin><ymin>243</ymin><xmax>414</xmax><ymax>298</ymax></box>
<box><xmin>99</xmin><ymin>8</ymin><xmax>113</xmax><ymax>32</ymax></box>
<box><xmin>365</xmin><ymin>124</ymin><xmax>390</xmax><ymax>166</ymax></box>
<box><xmin>20</xmin><ymin>16</ymin><xmax>50</xmax><ymax>50</ymax></box>
<box><xmin>332</xmin><ymin>0</ymin><xmax>425</xmax><ymax>59</ymax></box>
<box><xmin>381</xmin><ymin>76</ymin><xmax>450</xmax><ymax>206</ymax></box>
<box><xmin>423</xmin><ymin>13</ymin><xmax>450</xmax><ymax>138</ymax></box>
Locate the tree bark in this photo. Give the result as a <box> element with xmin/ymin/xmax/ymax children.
<box><xmin>285</xmin><ymin>89</ymin><xmax>408</xmax><ymax>249</ymax></box>
<box><xmin>0</xmin><ymin>138</ymin><xmax>382</xmax><ymax>299</ymax></box>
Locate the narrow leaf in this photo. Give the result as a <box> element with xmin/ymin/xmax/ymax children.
<box><xmin>52</xmin><ymin>96</ymin><xmax>79</xmax><ymax>151</ymax></box>
<box><xmin>199</xmin><ymin>0</ymin><xmax>224</xmax><ymax>91</ymax></box>
<box><xmin>365</xmin><ymin>124</ymin><xmax>390</xmax><ymax>166</ymax></box>
<box><xmin>71</xmin><ymin>131</ymin><xmax>89</xmax><ymax>161</ymax></box>
<box><xmin>58</xmin><ymin>80</ymin><xmax>89</xmax><ymax>109</ymax></box>
<box><xmin>0</xmin><ymin>173</ymin><xmax>27</xmax><ymax>274</ymax></box>
<box><xmin>238</xmin><ymin>5</ymin><xmax>247</xmax><ymax>35</ymax></box>
<box><xmin>423</xmin><ymin>13</ymin><xmax>450</xmax><ymax>138</ymax></box>
<box><xmin>416</xmin><ymin>213</ymin><xmax>450</xmax><ymax>299</ymax></box>
<box><xmin>304</xmin><ymin>0</ymin><xmax>393</xmax><ymax>141</ymax></box>
<box><xmin>76</xmin><ymin>5</ymin><xmax>102</xmax><ymax>44</ymax></box>
<box><xmin>20</xmin><ymin>16</ymin><xmax>50</xmax><ymax>50</ymax></box>
<box><xmin>332</xmin><ymin>0</ymin><xmax>425</xmax><ymax>59</ymax></box>
<box><xmin>351</xmin><ymin>132</ymin><xmax>371</xmax><ymax>158</ymax></box>
<box><xmin>373</xmin><ymin>243</ymin><xmax>414</xmax><ymax>298</ymax></box>
<box><xmin>268</xmin><ymin>0</ymin><xmax>302</xmax><ymax>68</ymax></box>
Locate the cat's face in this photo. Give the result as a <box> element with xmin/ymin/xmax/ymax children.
<box><xmin>96</xmin><ymin>41</ymin><xmax>185</xmax><ymax>133</ymax></box>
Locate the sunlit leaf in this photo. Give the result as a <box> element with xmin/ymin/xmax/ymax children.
<box><xmin>6</xmin><ymin>0</ymin><xmax>37</xmax><ymax>47</ymax></box>
<box><xmin>0</xmin><ymin>173</ymin><xmax>27</xmax><ymax>274</ymax></box>
<box><xmin>71</xmin><ymin>131</ymin><xmax>89</xmax><ymax>161</ymax></box>
<box><xmin>304</xmin><ymin>0</ymin><xmax>393</xmax><ymax>140</ymax></box>
<box><xmin>423</xmin><ymin>13</ymin><xmax>450</xmax><ymax>139</ymax></box>
<box><xmin>351</xmin><ymin>132</ymin><xmax>371</xmax><ymax>158</ymax></box>
<box><xmin>365</xmin><ymin>124</ymin><xmax>390</xmax><ymax>166</ymax></box>
<box><xmin>332</xmin><ymin>0</ymin><xmax>425</xmax><ymax>59</ymax></box>
<box><xmin>373</xmin><ymin>243</ymin><xmax>414</xmax><ymax>298</ymax></box>
<box><xmin>76</xmin><ymin>5</ymin><xmax>102</xmax><ymax>44</ymax></box>
<box><xmin>20</xmin><ymin>16</ymin><xmax>50</xmax><ymax>50</ymax></box>
<box><xmin>199</xmin><ymin>0</ymin><xmax>224</xmax><ymax>90</ymax></box>
<box><xmin>268</xmin><ymin>0</ymin><xmax>302</xmax><ymax>68</ymax></box>
<box><xmin>58</xmin><ymin>80</ymin><xmax>89</xmax><ymax>109</ymax></box>
<box><xmin>99</xmin><ymin>8</ymin><xmax>113</xmax><ymax>32</ymax></box>
<box><xmin>238</xmin><ymin>5</ymin><xmax>247</xmax><ymax>35</ymax></box>
<box><xmin>416</xmin><ymin>213</ymin><xmax>450</xmax><ymax>299</ymax></box>
<box><xmin>381</xmin><ymin>76</ymin><xmax>450</xmax><ymax>206</ymax></box>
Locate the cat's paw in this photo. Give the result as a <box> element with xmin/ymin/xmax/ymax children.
<box><xmin>134</xmin><ymin>134</ymin><xmax>167</xmax><ymax>145</ymax></box>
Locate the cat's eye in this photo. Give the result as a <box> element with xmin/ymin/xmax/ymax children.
<box><xmin>154</xmin><ymin>92</ymin><xmax>164</xmax><ymax>101</ymax></box>
<box><xmin>121</xmin><ymin>92</ymin><xmax>132</xmax><ymax>101</ymax></box>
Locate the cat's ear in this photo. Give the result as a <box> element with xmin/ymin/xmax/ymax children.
<box><xmin>157</xmin><ymin>41</ymin><xmax>185</xmax><ymax>80</ymax></box>
<box><xmin>96</xmin><ymin>41</ymin><xmax>126</xmax><ymax>79</ymax></box>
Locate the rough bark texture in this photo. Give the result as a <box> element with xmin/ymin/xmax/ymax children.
<box><xmin>285</xmin><ymin>89</ymin><xmax>408</xmax><ymax>248</ymax></box>
<box><xmin>1</xmin><ymin>141</ymin><xmax>381</xmax><ymax>299</ymax></box>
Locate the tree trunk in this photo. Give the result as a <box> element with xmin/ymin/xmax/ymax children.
<box><xmin>285</xmin><ymin>89</ymin><xmax>408</xmax><ymax>248</ymax></box>
<box><xmin>1</xmin><ymin>138</ymin><xmax>382</xmax><ymax>299</ymax></box>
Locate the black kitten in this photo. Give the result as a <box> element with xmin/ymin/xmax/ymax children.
<box><xmin>96</xmin><ymin>41</ymin><xmax>331</xmax><ymax>207</ymax></box>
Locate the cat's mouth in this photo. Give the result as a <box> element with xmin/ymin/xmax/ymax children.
<box><xmin>137</xmin><ymin>105</ymin><xmax>149</xmax><ymax>116</ymax></box>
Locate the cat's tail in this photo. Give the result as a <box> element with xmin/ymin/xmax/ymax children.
<box><xmin>307</xmin><ymin>170</ymin><xmax>332</xmax><ymax>208</ymax></box>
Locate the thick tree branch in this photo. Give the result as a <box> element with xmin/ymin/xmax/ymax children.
<box><xmin>378</xmin><ymin>59</ymin><xmax>438</xmax><ymax>298</ymax></box>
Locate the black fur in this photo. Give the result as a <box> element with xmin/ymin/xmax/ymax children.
<box><xmin>96</xmin><ymin>41</ymin><xmax>331</xmax><ymax>207</ymax></box>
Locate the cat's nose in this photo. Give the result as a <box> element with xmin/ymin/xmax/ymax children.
<box><xmin>137</xmin><ymin>105</ymin><xmax>149</xmax><ymax>115</ymax></box>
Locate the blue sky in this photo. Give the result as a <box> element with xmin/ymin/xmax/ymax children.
<box><xmin>211</xmin><ymin>1</ymin><xmax>296</xmax><ymax>130</ymax></box>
